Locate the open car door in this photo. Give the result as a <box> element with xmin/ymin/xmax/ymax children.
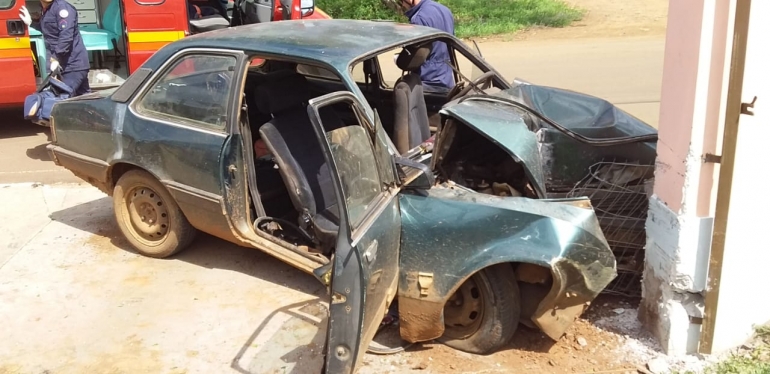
<box><xmin>307</xmin><ymin>92</ymin><xmax>401</xmax><ymax>373</ymax></box>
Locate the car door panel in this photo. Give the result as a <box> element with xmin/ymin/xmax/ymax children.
<box><xmin>307</xmin><ymin>91</ymin><xmax>401</xmax><ymax>374</ymax></box>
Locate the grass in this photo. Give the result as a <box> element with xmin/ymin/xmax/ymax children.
<box><xmin>315</xmin><ymin>0</ymin><xmax>584</xmax><ymax>38</ymax></box>
<box><xmin>677</xmin><ymin>325</ymin><xmax>770</xmax><ymax>374</ymax></box>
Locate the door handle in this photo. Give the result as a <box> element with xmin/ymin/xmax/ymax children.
<box><xmin>6</xmin><ymin>20</ymin><xmax>25</xmax><ymax>36</ymax></box>
<box><xmin>228</xmin><ymin>164</ymin><xmax>237</xmax><ymax>178</ymax></box>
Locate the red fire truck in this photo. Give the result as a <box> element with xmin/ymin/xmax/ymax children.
<box><xmin>0</xmin><ymin>0</ymin><xmax>329</xmax><ymax>107</ymax></box>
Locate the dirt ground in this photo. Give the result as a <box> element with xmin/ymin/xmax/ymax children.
<box><xmin>358</xmin><ymin>296</ymin><xmax>703</xmax><ymax>374</ymax></box>
<box><xmin>500</xmin><ymin>0</ymin><xmax>669</xmax><ymax>41</ymax></box>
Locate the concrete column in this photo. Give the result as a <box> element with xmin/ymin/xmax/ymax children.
<box><xmin>639</xmin><ymin>0</ymin><xmax>733</xmax><ymax>355</ymax></box>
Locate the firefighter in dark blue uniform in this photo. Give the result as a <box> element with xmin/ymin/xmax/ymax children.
<box><xmin>20</xmin><ymin>0</ymin><xmax>91</xmax><ymax>96</ymax></box>
<box><xmin>401</xmin><ymin>0</ymin><xmax>455</xmax><ymax>91</ymax></box>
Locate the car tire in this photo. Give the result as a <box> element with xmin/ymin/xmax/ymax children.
<box><xmin>113</xmin><ymin>169</ymin><xmax>197</xmax><ymax>258</ymax></box>
<box><xmin>438</xmin><ymin>263</ymin><xmax>520</xmax><ymax>354</ymax></box>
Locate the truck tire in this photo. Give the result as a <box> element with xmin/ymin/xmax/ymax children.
<box><xmin>113</xmin><ymin>169</ymin><xmax>197</xmax><ymax>258</ymax></box>
<box><xmin>439</xmin><ymin>263</ymin><xmax>521</xmax><ymax>354</ymax></box>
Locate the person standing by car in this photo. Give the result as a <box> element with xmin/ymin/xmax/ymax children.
<box><xmin>400</xmin><ymin>0</ymin><xmax>456</xmax><ymax>91</ymax></box>
<box><xmin>19</xmin><ymin>0</ymin><xmax>91</xmax><ymax>96</ymax></box>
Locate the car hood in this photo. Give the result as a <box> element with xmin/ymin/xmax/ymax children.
<box><xmin>438</xmin><ymin>81</ymin><xmax>658</xmax><ymax>193</ymax></box>
<box><xmin>437</xmin><ymin>95</ymin><xmax>548</xmax><ymax>197</ymax></box>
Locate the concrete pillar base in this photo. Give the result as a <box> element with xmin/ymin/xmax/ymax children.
<box><xmin>640</xmin><ymin>195</ymin><xmax>712</xmax><ymax>355</ymax></box>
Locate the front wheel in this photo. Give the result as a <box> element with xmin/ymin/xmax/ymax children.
<box><xmin>439</xmin><ymin>264</ymin><xmax>521</xmax><ymax>354</ymax></box>
<box><xmin>113</xmin><ymin>169</ymin><xmax>197</xmax><ymax>258</ymax></box>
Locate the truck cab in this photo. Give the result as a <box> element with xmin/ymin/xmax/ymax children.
<box><xmin>0</xmin><ymin>0</ymin><xmax>325</xmax><ymax>107</ymax></box>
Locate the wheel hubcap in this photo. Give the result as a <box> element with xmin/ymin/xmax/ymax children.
<box><xmin>126</xmin><ymin>186</ymin><xmax>169</xmax><ymax>241</ymax></box>
<box><xmin>443</xmin><ymin>275</ymin><xmax>484</xmax><ymax>339</ymax></box>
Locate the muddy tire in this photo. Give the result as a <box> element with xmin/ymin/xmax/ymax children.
<box><xmin>113</xmin><ymin>169</ymin><xmax>197</xmax><ymax>258</ymax></box>
<box><xmin>438</xmin><ymin>264</ymin><xmax>520</xmax><ymax>354</ymax></box>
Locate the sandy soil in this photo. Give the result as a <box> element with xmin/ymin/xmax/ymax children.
<box><xmin>360</xmin><ymin>295</ymin><xmax>713</xmax><ymax>374</ymax></box>
<box><xmin>476</xmin><ymin>0</ymin><xmax>669</xmax><ymax>42</ymax></box>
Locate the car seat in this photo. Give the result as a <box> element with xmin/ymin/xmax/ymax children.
<box><xmin>392</xmin><ymin>43</ymin><xmax>432</xmax><ymax>154</ymax></box>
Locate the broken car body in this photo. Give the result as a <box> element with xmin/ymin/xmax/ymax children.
<box><xmin>45</xmin><ymin>20</ymin><xmax>657</xmax><ymax>373</ymax></box>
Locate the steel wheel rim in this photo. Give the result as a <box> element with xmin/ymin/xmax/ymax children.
<box><xmin>125</xmin><ymin>185</ymin><xmax>170</xmax><ymax>243</ymax></box>
<box><xmin>443</xmin><ymin>274</ymin><xmax>485</xmax><ymax>339</ymax></box>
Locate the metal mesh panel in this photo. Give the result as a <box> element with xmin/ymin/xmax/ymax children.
<box><xmin>567</xmin><ymin>161</ymin><xmax>654</xmax><ymax>298</ymax></box>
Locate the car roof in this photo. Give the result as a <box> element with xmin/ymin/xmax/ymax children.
<box><xmin>170</xmin><ymin>19</ymin><xmax>447</xmax><ymax>68</ymax></box>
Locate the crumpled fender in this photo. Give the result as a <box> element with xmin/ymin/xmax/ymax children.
<box><xmin>396</xmin><ymin>186</ymin><xmax>616</xmax><ymax>342</ymax></box>
<box><xmin>438</xmin><ymin>99</ymin><xmax>547</xmax><ymax>197</ymax></box>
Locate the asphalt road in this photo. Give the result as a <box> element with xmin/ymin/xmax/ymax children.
<box><xmin>0</xmin><ymin>35</ymin><xmax>664</xmax><ymax>185</ymax></box>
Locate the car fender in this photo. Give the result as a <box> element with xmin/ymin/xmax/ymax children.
<box><xmin>396</xmin><ymin>186</ymin><xmax>616</xmax><ymax>342</ymax></box>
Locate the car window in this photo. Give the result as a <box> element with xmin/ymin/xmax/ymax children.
<box><xmin>349</xmin><ymin>62</ymin><xmax>369</xmax><ymax>85</ymax></box>
<box><xmin>323</xmin><ymin>104</ymin><xmax>383</xmax><ymax>229</ymax></box>
<box><xmin>297</xmin><ymin>64</ymin><xmax>339</xmax><ymax>81</ymax></box>
<box><xmin>297</xmin><ymin>63</ymin><xmax>366</xmax><ymax>84</ymax></box>
<box><xmin>375</xmin><ymin>47</ymin><xmax>402</xmax><ymax>88</ymax></box>
<box><xmin>0</xmin><ymin>0</ymin><xmax>13</xmax><ymax>9</ymax></box>
<box><xmin>137</xmin><ymin>54</ymin><xmax>237</xmax><ymax>132</ymax></box>
<box><xmin>453</xmin><ymin>46</ymin><xmax>484</xmax><ymax>81</ymax></box>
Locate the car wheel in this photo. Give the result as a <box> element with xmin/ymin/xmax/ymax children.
<box><xmin>113</xmin><ymin>169</ymin><xmax>197</xmax><ymax>258</ymax></box>
<box><xmin>438</xmin><ymin>263</ymin><xmax>520</xmax><ymax>354</ymax></box>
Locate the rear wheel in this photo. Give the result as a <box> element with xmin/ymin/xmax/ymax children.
<box><xmin>113</xmin><ymin>169</ymin><xmax>197</xmax><ymax>258</ymax></box>
<box><xmin>439</xmin><ymin>264</ymin><xmax>520</xmax><ymax>354</ymax></box>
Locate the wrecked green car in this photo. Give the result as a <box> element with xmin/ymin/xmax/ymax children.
<box><xmin>45</xmin><ymin>19</ymin><xmax>657</xmax><ymax>373</ymax></box>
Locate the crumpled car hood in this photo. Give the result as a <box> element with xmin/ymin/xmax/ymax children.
<box><xmin>439</xmin><ymin>81</ymin><xmax>659</xmax><ymax>192</ymax></box>
<box><xmin>437</xmin><ymin>97</ymin><xmax>548</xmax><ymax>197</ymax></box>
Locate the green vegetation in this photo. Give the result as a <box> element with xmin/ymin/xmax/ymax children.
<box><xmin>315</xmin><ymin>0</ymin><xmax>584</xmax><ymax>38</ymax></box>
<box><xmin>677</xmin><ymin>326</ymin><xmax>770</xmax><ymax>374</ymax></box>
<box><xmin>703</xmin><ymin>326</ymin><xmax>770</xmax><ymax>374</ymax></box>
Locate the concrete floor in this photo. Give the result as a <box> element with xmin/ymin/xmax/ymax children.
<box><xmin>0</xmin><ymin>184</ymin><xmax>327</xmax><ymax>373</ymax></box>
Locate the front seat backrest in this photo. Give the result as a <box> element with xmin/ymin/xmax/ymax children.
<box><xmin>393</xmin><ymin>43</ymin><xmax>432</xmax><ymax>154</ymax></box>
<box><xmin>255</xmin><ymin>74</ymin><xmax>343</xmax><ymax>237</ymax></box>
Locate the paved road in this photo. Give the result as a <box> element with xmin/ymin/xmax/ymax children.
<box><xmin>0</xmin><ymin>35</ymin><xmax>664</xmax><ymax>185</ymax></box>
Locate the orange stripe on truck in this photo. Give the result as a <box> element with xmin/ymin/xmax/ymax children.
<box><xmin>0</xmin><ymin>49</ymin><xmax>32</xmax><ymax>58</ymax></box>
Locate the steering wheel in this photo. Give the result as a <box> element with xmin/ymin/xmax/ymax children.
<box><xmin>447</xmin><ymin>71</ymin><xmax>497</xmax><ymax>101</ymax></box>
<box><xmin>205</xmin><ymin>72</ymin><xmax>231</xmax><ymax>102</ymax></box>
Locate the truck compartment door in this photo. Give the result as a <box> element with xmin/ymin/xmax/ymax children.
<box><xmin>0</xmin><ymin>0</ymin><xmax>36</xmax><ymax>106</ymax></box>
<box><xmin>122</xmin><ymin>0</ymin><xmax>188</xmax><ymax>73</ymax></box>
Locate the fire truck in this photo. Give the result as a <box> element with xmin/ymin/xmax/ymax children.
<box><xmin>0</xmin><ymin>0</ymin><xmax>329</xmax><ymax>107</ymax></box>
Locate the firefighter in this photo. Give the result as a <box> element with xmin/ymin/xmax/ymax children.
<box><xmin>400</xmin><ymin>0</ymin><xmax>456</xmax><ymax>91</ymax></box>
<box><xmin>19</xmin><ymin>0</ymin><xmax>91</xmax><ymax>96</ymax></box>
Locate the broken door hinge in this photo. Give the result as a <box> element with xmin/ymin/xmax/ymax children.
<box><xmin>704</xmin><ymin>153</ymin><xmax>722</xmax><ymax>164</ymax></box>
<box><xmin>741</xmin><ymin>96</ymin><xmax>757</xmax><ymax>116</ymax></box>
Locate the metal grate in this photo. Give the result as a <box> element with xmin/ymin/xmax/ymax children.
<box><xmin>567</xmin><ymin>161</ymin><xmax>655</xmax><ymax>298</ymax></box>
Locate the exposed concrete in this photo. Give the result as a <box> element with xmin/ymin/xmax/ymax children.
<box><xmin>0</xmin><ymin>183</ymin><xmax>328</xmax><ymax>373</ymax></box>
<box><xmin>640</xmin><ymin>195</ymin><xmax>711</xmax><ymax>355</ymax></box>
<box><xmin>641</xmin><ymin>0</ymin><xmax>732</xmax><ymax>356</ymax></box>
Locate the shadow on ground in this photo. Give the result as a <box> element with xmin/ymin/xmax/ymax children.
<box><xmin>48</xmin><ymin>195</ymin><xmax>323</xmax><ymax>296</ymax></box>
<box><xmin>0</xmin><ymin>108</ymin><xmax>46</xmax><ymax>139</ymax></box>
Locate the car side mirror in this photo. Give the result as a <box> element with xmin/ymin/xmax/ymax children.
<box><xmin>301</xmin><ymin>0</ymin><xmax>314</xmax><ymax>17</ymax></box>
<box><xmin>395</xmin><ymin>156</ymin><xmax>434</xmax><ymax>189</ymax></box>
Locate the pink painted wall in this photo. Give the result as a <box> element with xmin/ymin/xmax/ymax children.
<box><xmin>652</xmin><ymin>1</ymin><xmax>704</xmax><ymax>214</ymax></box>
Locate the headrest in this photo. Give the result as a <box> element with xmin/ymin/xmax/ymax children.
<box><xmin>396</xmin><ymin>43</ymin><xmax>432</xmax><ymax>72</ymax></box>
<box><xmin>254</xmin><ymin>73</ymin><xmax>311</xmax><ymax>114</ymax></box>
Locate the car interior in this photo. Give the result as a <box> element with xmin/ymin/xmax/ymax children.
<box><xmin>187</xmin><ymin>0</ymin><xmax>232</xmax><ymax>34</ymax></box>
<box><xmin>236</xmin><ymin>39</ymin><xmax>506</xmax><ymax>257</ymax></box>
